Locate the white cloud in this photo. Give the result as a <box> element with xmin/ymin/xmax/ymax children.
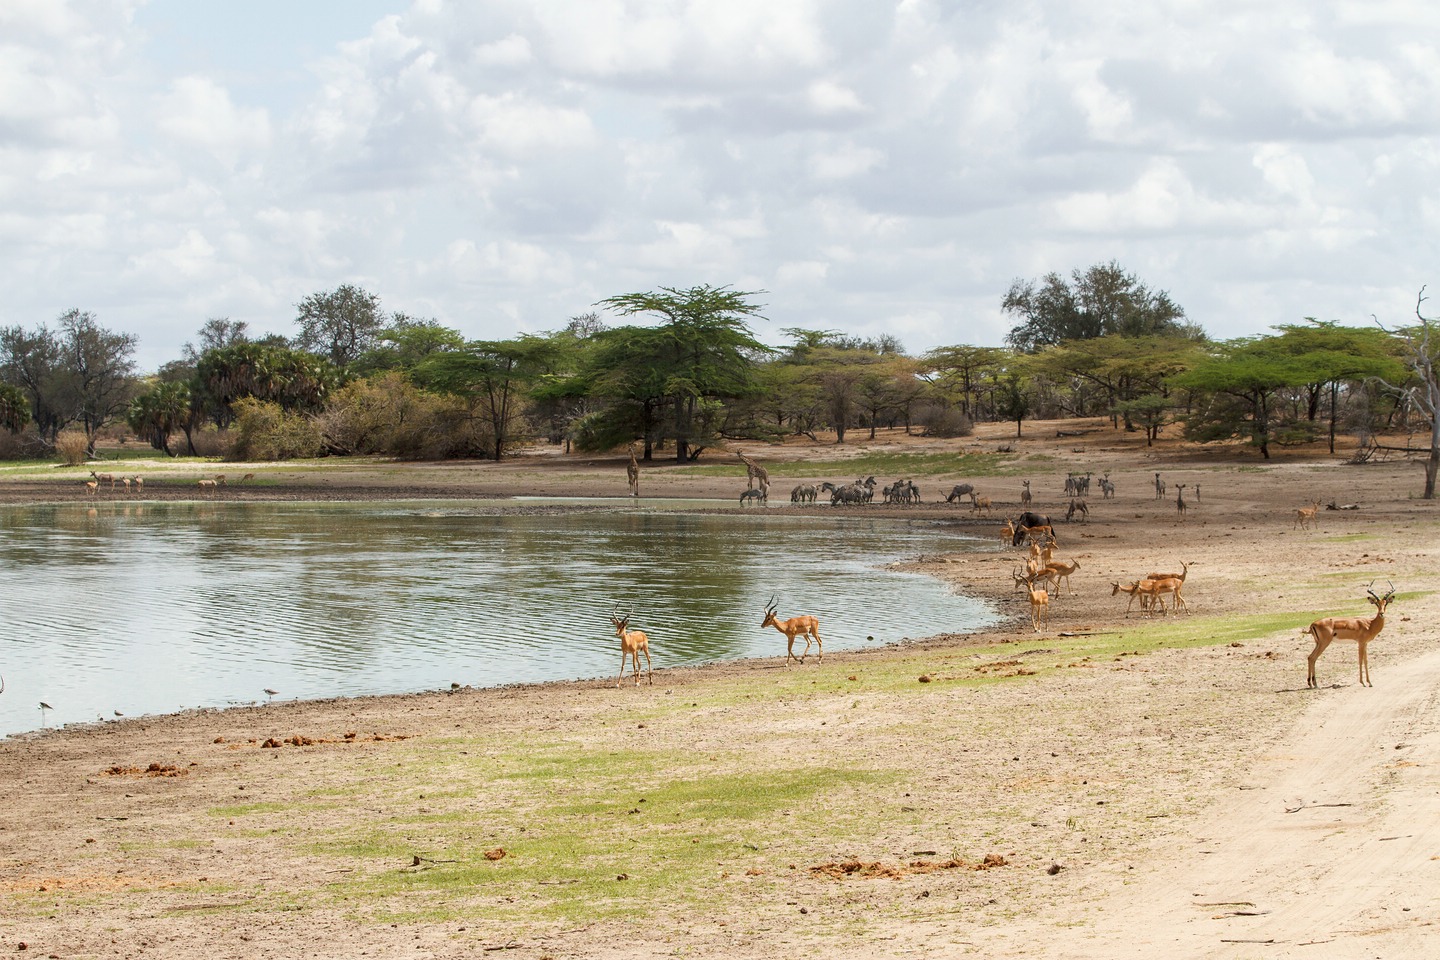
<box><xmin>156</xmin><ymin>76</ymin><xmax>271</xmax><ymax>162</ymax></box>
<box><xmin>1</xmin><ymin>0</ymin><xmax>1438</xmax><ymax>371</ymax></box>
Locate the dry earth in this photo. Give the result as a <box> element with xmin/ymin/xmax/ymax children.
<box><xmin>1</xmin><ymin>421</ymin><xmax>1438</xmax><ymax>959</ymax></box>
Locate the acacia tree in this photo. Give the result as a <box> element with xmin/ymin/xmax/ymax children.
<box><xmin>1175</xmin><ymin>338</ymin><xmax>1312</xmax><ymax>459</ymax></box>
<box><xmin>1267</xmin><ymin>320</ymin><xmax>1405</xmax><ymax>454</ymax></box>
<box><xmin>1026</xmin><ymin>334</ymin><xmax>1206</xmax><ymax>434</ymax></box>
<box><xmin>921</xmin><ymin>345</ymin><xmax>1010</xmax><ymax>422</ymax></box>
<box><xmin>415</xmin><ymin>335</ymin><xmax>559</xmax><ymax>460</ymax></box>
<box><xmin>591</xmin><ymin>286</ymin><xmax>770</xmax><ymax>462</ymax></box>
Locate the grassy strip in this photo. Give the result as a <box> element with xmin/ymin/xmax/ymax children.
<box><xmin>675</xmin><ymin>451</ymin><xmax>1014</xmax><ymax>479</ymax></box>
<box><xmin>251</xmin><ymin>605</ymin><xmax>1344</xmax><ymax>927</ymax></box>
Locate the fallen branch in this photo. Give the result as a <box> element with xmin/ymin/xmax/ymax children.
<box><xmin>1284</xmin><ymin>802</ymin><xmax>1352</xmax><ymax>814</ymax></box>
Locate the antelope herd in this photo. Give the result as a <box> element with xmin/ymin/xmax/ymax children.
<box><xmin>78</xmin><ymin>472</ymin><xmax>256</xmax><ymax>499</ymax></box>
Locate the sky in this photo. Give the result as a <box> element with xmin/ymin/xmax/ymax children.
<box><xmin>3</xmin><ymin>0</ymin><xmax>1438</xmax><ymax>373</ymax></box>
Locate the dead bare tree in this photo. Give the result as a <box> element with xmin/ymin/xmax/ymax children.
<box><xmin>1372</xmin><ymin>288</ymin><xmax>1440</xmax><ymax>499</ymax></box>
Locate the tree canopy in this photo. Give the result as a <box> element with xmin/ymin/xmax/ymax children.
<box><xmin>1003</xmin><ymin>261</ymin><xmax>1195</xmax><ymax>353</ymax></box>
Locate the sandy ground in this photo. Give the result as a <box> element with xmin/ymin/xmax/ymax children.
<box><xmin>1</xmin><ymin>421</ymin><xmax>1438</xmax><ymax>958</ymax></box>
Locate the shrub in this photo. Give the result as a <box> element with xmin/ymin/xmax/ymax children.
<box><xmin>228</xmin><ymin>398</ymin><xmax>324</xmax><ymax>461</ymax></box>
<box><xmin>54</xmin><ymin>432</ymin><xmax>90</xmax><ymax>466</ymax></box>
<box><xmin>315</xmin><ymin>373</ymin><xmax>493</xmax><ymax>460</ymax></box>
<box><xmin>917</xmin><ymin>404</ymin><xmax>974</xmax><ymax>439</ymax></box>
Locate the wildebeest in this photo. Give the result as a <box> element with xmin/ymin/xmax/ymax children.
<box><xmin>1011</xmin><ymin>511</ymin><xmax>1053</xmax><ymax>546</ymax></box>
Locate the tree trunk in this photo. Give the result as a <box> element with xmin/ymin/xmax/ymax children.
<box><xmin>1328</xmin><ymin>381</ymin><xmax>1338</xmax><ymax>455</ymax></box>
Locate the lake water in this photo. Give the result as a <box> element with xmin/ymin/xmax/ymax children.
<box><xmin>0</xmin><ymin>500</ymin><xmax>1000</xmax><ymax>737</ymax></box>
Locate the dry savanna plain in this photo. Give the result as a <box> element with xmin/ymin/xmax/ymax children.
<box><xmin>1</xmin><ymin>419</ymin><xmax>1438</xmax><ymax>959</ymax></box>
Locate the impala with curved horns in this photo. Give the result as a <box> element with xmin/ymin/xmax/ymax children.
<box><xmin>609</xmin><ymin>604</ymin><xmax>653</xmax><ymax>687</ymax></box>
<box><xmin>1305</xmin><ymin>581</ymin><xmax>1395</xmax><ymax>688</ymax></box>
<box><xmin>762</xmin><ymin>596</ymin><xmax>822</xmax><ymax>665</ymax></box>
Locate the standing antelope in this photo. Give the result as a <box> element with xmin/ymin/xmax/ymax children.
<box><xmin>1020</xmin><ymin>479</ymin><xmax>1032</xmax><ymax>507</ymax></box>
<box><xmin>1024</xmin><ymin>574</ymin><xmax>1050</xmax><ymax>632</ymax></box>
<box><xmin>609</xmin><ymin>606</ymin><xmax>653</xmax><ymax>687</ymax></box>
<box><xmin>1041</xmin><ymin>558</ymin><xmax>1080</xmax><ymax>596</ymax></box>
<box><xmin>1305</xmin><ymin>583</ymin><xmax>1395</xmax><ymax>688</ymax></box>
<box><xmin>197</xmin><ymin>478</ymin><xmax>219</xmax><ymax>498</ymax></box>
<box><xmin>970</xmin><ymin>492</ymin><xmax>992</xmax><ymax>514</ymax></box>
<box><xmin>1154</xmin><ymin>473</ymin><xmax>1165</xmax><ymax>499</ymax></box>
<box><xmin>626</xmin><ymin>444</ymin><xmax>640</xmax><ymax>497</ymax></box>
<box><xmin>761</xmin><ymin>596</ymin><xmax>822</xmax><ymax>665</ymax></box>
<box><xmin>1175</xmin><ymin>484</ymin><xmax>1188</xmax><ymax>520</ymax></box>
<box><xmin>1294</xmin><ymin>499</ymin><xmax>1321</xmax><ymax>531</ymax></box>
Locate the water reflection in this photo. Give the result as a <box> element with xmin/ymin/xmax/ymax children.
<box><xmin>0</xmin><ymin>501</ymin><xmax>999</xmax><ymax>736</ymax></box>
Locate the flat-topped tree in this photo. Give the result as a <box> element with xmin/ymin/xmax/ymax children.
<box><xmin>592</xmin><ymin>286</ymin><xmax>771</xmax><ymax>463</ymax></box>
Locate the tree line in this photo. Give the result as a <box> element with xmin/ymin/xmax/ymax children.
<box><xmin>2</xmin><ymin>264</ymin><xmax>1437</xmax><ymax>495</ymax></box>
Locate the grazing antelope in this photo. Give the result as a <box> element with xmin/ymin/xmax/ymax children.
<box><xmin>945</xmin><ymin>483</ymin><xmax>975</xmax><ymax>504</ymax></box>
<box><xmin>84</xmin><ymin>478</ymin><xmax>98</xmax><ymax>498</ymax></box>
<box><xmin>761</xmin><ymin>596</ymin><xmax>822</xmax><ymax>665</ymax></box>
<box><xmin>1305</xmin><ymin>583</ymin><xmax>1395</xmax><ymax>688</ymax></box>
<box><xmin>1112</xmin><ymin>578</ymin><xmax>1184</xmax><ymax>617</ymax></box>
<box><xmin>197</xmin><ymin>478</ymin><xmax>219</xmax><ymax>498</ymax></box>
<box><xmin>609</xmin><ymin>606</ymin><xmax>653</xmax><ymax>687</ymax></box>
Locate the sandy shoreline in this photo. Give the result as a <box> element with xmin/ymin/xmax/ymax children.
<box><xmin>3</xmin><ymin>426</ymin><xmax>1438</xmax><ymax>958</ymax></box>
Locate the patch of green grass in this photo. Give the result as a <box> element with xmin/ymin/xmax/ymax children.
<box><xmin>209</xmin><ymin>801</ymin><xmax>296</xmax><ymax>817</ymax></box>
<box><xmin>675</xmin><ymin>451</ymin><xmax>1014</xmax><ymax>479</ymax></box>
<box><xmin>1316</xmin><ymin>532</ymin><xmax>1380</xmax><ymax>543</ymax></box>
<box><xmin>313</xmin><ymin>743</ymin><xmax>894</xmax><ymax>925</ymax></box>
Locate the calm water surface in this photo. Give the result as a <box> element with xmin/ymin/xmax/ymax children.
<box><xmin>0</xmin><ymin>500</ymin><xmax>999</xmax><ymax>737</ymax></box>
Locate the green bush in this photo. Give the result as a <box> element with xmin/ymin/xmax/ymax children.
<box><xmin>315</xmin><ymin>372</ymin><xmax>493</xmax><ymax>460</ymax></box>
<box><xmin>229</xmin><ymin>398</ymin><xmax>324</xmax><ymax>461</ymax></box>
